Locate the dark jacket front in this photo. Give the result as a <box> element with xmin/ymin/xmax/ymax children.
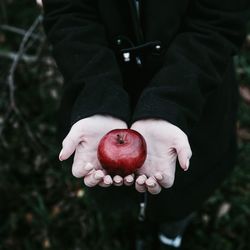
<box><xmin>42</xmin><ymin>0</ymin><xmax>250</xmax><ymax>220</ymax></box>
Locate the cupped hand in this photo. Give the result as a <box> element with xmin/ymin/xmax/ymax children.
<box><xmin>131</xmin><ymin>119</ymin><xmax>192</xmax><ymax>195</ymax></box>
<box><xmin>59</xmin><ymin>115</ymin><xmax>135</xmax><ymax>187</ymax></box>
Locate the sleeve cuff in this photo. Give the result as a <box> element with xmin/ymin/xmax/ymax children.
<box><xmin>70</xmin><ymin>79</ymin><xmax>131</xmax><ymax>126</ymax></box>
<box><xmin>131</xmin><ymin>88</ymin><xmax>191</xmax><ymax>136</ymax></box>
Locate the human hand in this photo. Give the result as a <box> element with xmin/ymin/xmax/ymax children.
<box><xmin>59</xmin><ymin>115</ymin><xmax>135</xmax><ymax>187</ymax></box>
<box><xmin>131</xmin><ymin>119</ymin><xmax>192</xmax><ymax>194</ymax></box>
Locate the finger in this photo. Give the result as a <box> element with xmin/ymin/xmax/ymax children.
<box><xmin>72</xmin><ymin>160</ymin><xmax>94</xmax><ymax>178</ymax></box>
<box><xmin>59</xmin><ymin>127</ymin><xmax>84</xmax><ymax>161</ymax></box>
<box><xmin>175</xmin><ymin>139</ymin><xmax>192</xmax><ymax>171</ymax></box>
<box><xmin>157</xmin><ymin>173</ymin><xmax>175</xmax><ymax>188</ymax></box>
<box><xmin>84</xmin><ymin>170</ymin><xmax>104</xmax><ymax>187</ymax></box>
<box><xmin>135</xmin><ymin>175</ymin><xmax>147</xmax><ymax>193</ymax></box>
<box><xmin>104</xmin><ymin>175</ymin><xmax>113</xmax><ymax>185</ymax></box>
<box><xmin>146</xmin><ymin>177</ymin><xmax>162</xmax><ymax>195</ymax></box>
<box><xmin>155</xmin><ymin>172</ymin><xmax>163</xmax><ymax>181</ymax></box>
<box><xmin>99</xmin><ymin>175</ymin><xmax>113</xmax><ymax>187</ymax></box>
<box><xmin>124</xmin><ymin>174</ymin><xmax>135</xmax><ymax>186</ymax></box>
<box><xmin>113</xmin><ymin>175</ymin><xmax>123</xmax><ymax>186</ymax></box>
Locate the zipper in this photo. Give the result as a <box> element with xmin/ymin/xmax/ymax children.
<box><xmin>128</xmin><ymin>0</ymin><xmax>144</xmax><ymax>44</ymax></box>
<box><xmin>134</xmin><ymin>0</ymin><xmax>140</xmax><ymax>21</ymax></box>
<box><xmin>120</xmin><ymin>1</ymin><xmax>162</xmax><ymax>66</ymax></box>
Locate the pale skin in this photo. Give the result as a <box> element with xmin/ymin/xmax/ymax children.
<box><xmin>59</xmin><ymin>114</ymin><xmax>192</xmax><ymax>194</ymax></box>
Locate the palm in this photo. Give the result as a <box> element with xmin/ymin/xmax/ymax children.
<box><xmin>73</xmin><ymin>119</ymin><xmax>125</xmax><ymax>172</ymax></box>
<box><xmin>59</xmin><ymin>115</ymin><xmax>128</xmax><ymax>185</ymax></box>
<box><xmin>138</xmin><ymin>140</ymin><xmax>177</xmax><ymax>178</ymax></box>
<box><xmin>131</xmin><ymin>119</ymin><xmax>192</xmax><ymax>192</ymax></box>
<box><xmin>132</xmin><ymin>122</ymin><xmax>177</xmax><ymax>178</ymax></box>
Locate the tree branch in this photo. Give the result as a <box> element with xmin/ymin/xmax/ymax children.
<box><xmin>0</xmin><ymin>51</ymin><xmax>38</xmax><ymax>63</ymax></box>
<box><xmin>0</xmin><ymin>24</ymin><xmax>43</xmax><ymax>41</ymax></box>
<box><xmin>7</xmin><ymin>14</ymin><xmax>43</xmax><ymax>109</ymax></box>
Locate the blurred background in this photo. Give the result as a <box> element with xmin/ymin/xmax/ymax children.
<box><xmin>0</xmin><ymin>1</ymin><xmax>250</xmax><ymax>250</ymax></box>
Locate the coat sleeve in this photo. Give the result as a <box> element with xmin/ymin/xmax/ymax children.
<box><xmin>131</xmin><ymin>0</ymin><xmax>250</xmax><ymax>136</ymax></box>
<box><xmin>41</xmin><ymin>0</ymin><xmax>130</xmax><ymax>126</ymax></box>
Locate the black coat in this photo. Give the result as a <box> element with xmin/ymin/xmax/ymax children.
<box><xmin>42</xmin><ymin>0</ymin><xmax>250</xmax><ymax>221</ymax></box>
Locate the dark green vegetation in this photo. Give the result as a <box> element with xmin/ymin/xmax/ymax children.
<box><xmin>0</xmin><ymin>1</ymin><xmax>250</xmax><ymax>249</ymax></box>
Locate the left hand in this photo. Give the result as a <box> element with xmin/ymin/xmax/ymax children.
<box><xmin>131</xmin><ymin>119</ymin><xmax>192</xmax><ymax>195</ymax></box>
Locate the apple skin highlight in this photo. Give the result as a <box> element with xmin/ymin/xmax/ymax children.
<box><xmin>97</xmin><ymin>129</ymin><xmax>147</xmax><ymax>176</ymax></box>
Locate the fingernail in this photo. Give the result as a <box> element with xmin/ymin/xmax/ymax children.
<box><xmin>114</xmin><ymin>178</ymin><xmax>122</xmax><ymax>183</ymax></box>
<box><xmin>95</xmin><ymin>171</ymin><xmax>104</xmax><ymax>179</ymax></box>
<box><xmin>59</xmin><ymin>150</ymin><xmax>63</xmax><ymax>161</ymax></box>
<box><xmin>147</xmin><ymin>181</ymin><xmax>156</xmax><ymax>187</ymax></box>
<box><xmin>105</xmin><ymin>175</ymin><xmax>112</xmax><ymax>184</ymax></box>
<box><xmin>155</xmin><ymin>173</ymin><xmax>163</xmax><ymax>180</ymax></box>
<box><xmin>126</xmin><ymin>176</ymin><xmax>133</xmax><ymax>182</ymax></box>
<box><xmin>85</xmin><ymin>163</ymin><xmax>93</xmax><ymax>171</ymax></box>
<box><xmin>104</xmin><ymin>179</ymin><xmax>112</xmax><ymax>185</ymax></box>
<box><xmin>185</xmin><ymin>159</ymin><xmax>190</xmax><ymax>171</ymax></box>
<box><xmin>137</xmin><ymin>179</ymin><xmax>144</xmax><ymax>185</ymax></box>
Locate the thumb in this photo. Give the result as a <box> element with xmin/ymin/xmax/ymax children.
<box><xmin>175</xmin><ymin>138</ymin><xmax>192</xmax><ymax>171</ymax></box>
<box><xmin>59</xmin><ymin>127</ymin><xmax>83</xmax><ymax>161</ymax></box>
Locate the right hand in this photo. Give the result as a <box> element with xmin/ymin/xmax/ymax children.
<box><xmin>59</xmin><ymin>115</ymin><xmax>135</xmax><ymax>187</ymax></box>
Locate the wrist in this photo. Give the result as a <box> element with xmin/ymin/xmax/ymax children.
<box><xmin>88</xmin><ymin>114</ymin><xmax>128</xmax><ymax>128</ymax></box>
<box><xmin>131</xmin><ymin>118</ymin><xmax>188</xmax><ymax>139</ymax></box>
<box><xmin>131</xmin><ymin>118</ymin><xmax>174</xmax><ymax>129</ymax></box>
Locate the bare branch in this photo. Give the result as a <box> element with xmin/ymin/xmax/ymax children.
<box><xmin>0</xmin><ymin>51</ymin><xmax>38</xmax><ymax>63</ymax></box>
<box><xmin>1</xmin><ymin>14</ymin><xmax>45</xmax><ymax>153</ymax></box>
<box><xmin>0</xmin><ymin>24</ymin><xmax>43</xmax><ymax>41</ymax></box>
<box><xmin>7</xmin><ymin>14</ymin><xmax>43</xmax><ymax>109</ymax></box>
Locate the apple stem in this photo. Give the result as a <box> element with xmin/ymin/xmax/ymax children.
<box><xmin>117</xmin><ymin>134</ymin><xmax>124</xmax><ymax>144</ymax></box>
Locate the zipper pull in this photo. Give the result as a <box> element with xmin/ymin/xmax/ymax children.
<box><xmin>123</xmin><ymin>52</ymin><xmax>131</xmax><ymax>62</ymax></box>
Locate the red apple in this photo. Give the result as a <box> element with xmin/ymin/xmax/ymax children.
<box><xmin>97</xmin><ymin>129</ymin><xmax>147</xmax><ymax>176</ymax></box>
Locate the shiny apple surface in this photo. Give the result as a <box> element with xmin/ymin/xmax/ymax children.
<box><xmin>97</xmin><ymin>129</ymin><xmax>147</xmax><ymax>176</ymax></box>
